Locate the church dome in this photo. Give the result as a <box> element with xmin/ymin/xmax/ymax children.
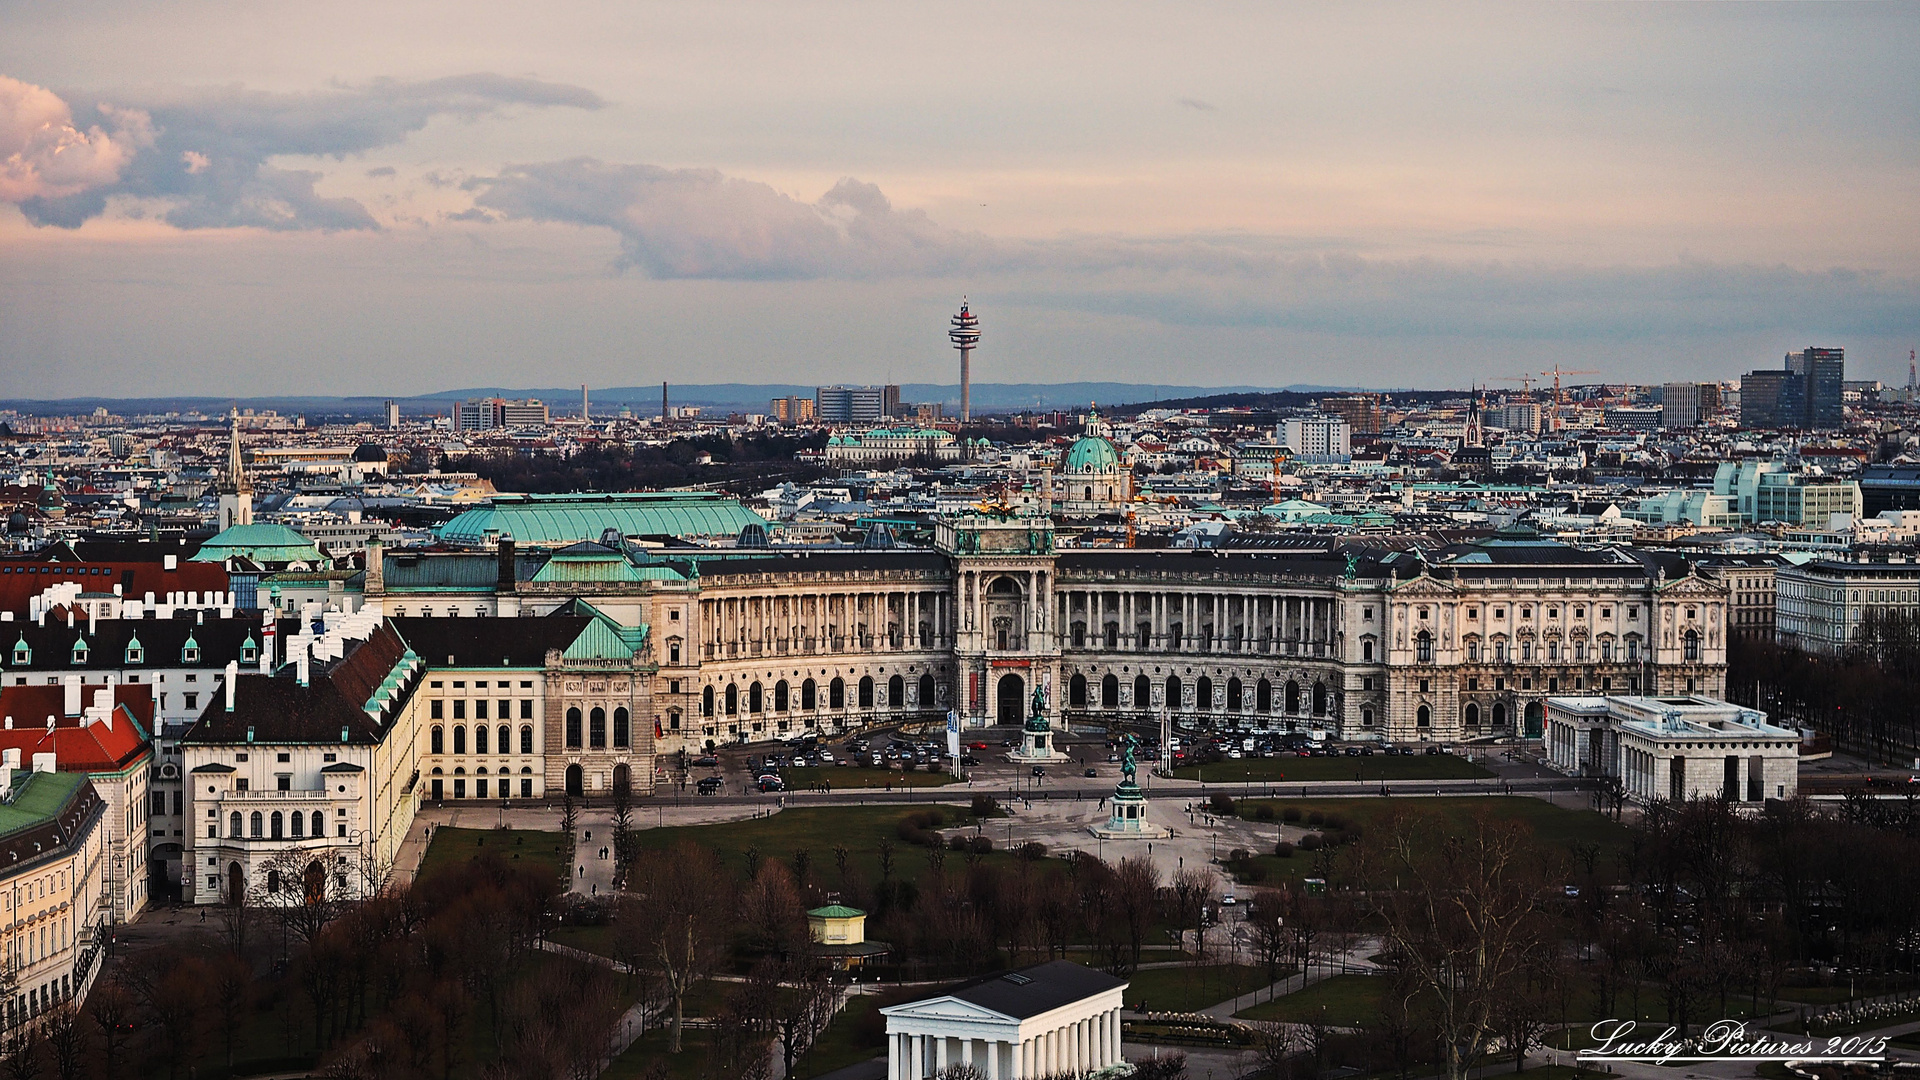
<box><xmin>352</xmin><ymin>443</ymin><xmax>389</xmax><ymax>463</ymax></box>
<box><xmin>1064</xmin><ymin>434</ymin><xmax>1121</xmax><ymax>474</ymax></box>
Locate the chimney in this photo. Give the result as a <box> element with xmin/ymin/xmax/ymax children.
<box><xmin>296</xmin><ymin>642</ymin><xmax>310</xmax><ymax>687</ymax></box>
<box><xmin>90</xmin><ymin>688</ymin><xmax>112</xmax><ymax>731</ymax></box>
<box><xmin>66</xmin><ymin>608</ymin><xmax>73</xmax><ymax>628</ymax></box>
<box><xmin>164</xmin><ymin>554</ymin><xmax>177</xmax><ymax>571</ymax></box>
<box><xmin>88</xmin><ymin>605</ymin><xmax>96</xmax><ymax>635</ymax></box>
<box><xmin>365</xmin><ymin>538</ymin><xmax>384</xmax><ymax>594</ymax></box>
<box><xmin>225</xmin><ymin>660</ymin><xmax>238</xmax><ymax>712</ymax></box>
<box><xmin>31</xmin><ymin>752</ymin><xmax>54</xmax><ymax>774</ymax></box>
<box><xmin>2</xmin><ymin>716</ymin><xmax>9</xmax><ymax>729</ymax></box>
<box><xmin>63</xmin><ymin>675</ymin><xmax>81</xmax><ymax>717</ymax></box>
<box><xmin>498</xmin><ymin>535</ymin><xmax>516</xmax><ymax>590</ymax></box>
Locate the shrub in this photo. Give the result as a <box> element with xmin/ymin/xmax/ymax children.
<box><xmin>1306</xmin><ymin>811</ymin><xmax>1325</xmax><ymax>826</ymax></box>
<box><xmin>1019</xmin><ymin>841</ymin><xmax>1047</xmax><ymax>860</ymax></box>
<box><xmin>898</xmin><ymin>809</ymin><xmax>948</xmax><ymax>846</ymax></box>
<box><xmin>1274</xmin><ymin>841</ymin><xmax>1295</xmax><ymax>858</ymax></box>
<box><xmin>1209</xmin><ymin>794</ymin><xmax>1235</xmax><ymax>816</ymax></box>
<box><xmin>1239</xmin><ymin>862</ymin><xmax>1268</xmax><ymax>884</ymax></box>
<box><xmin>1228</xmin><ymin>848</ymin><xmax>1252</xmax><ymax>865</ymax></box>
<box><xmin>1254</xmin><ymin>805</ymin><xmax>1276</xmax><ymax>822</ymax></box>
<box><xmin>1299</xmin><ymin>833</ymin><xmax>1323</xmax><ymax>851</ymax></box>
<box><xmin>1323</xmin><ymin>814</ymin><xmax>1347</xmax><ymax>831</ymax></box>
<box><xmin>949</xmin><ymin>834</ymin><xmax>969</xmax><ymax>852</ymax></box>
<box><xmin>971</xmin><ymin>794</ymin><xmax>1000</xmax><ymax>819</ymax></box>
<box><xmin>1281</xmin><ymin>807</ymin><xmax>1302</xmax><ymax>822</ymax></box>
<box><xmin>971</xmin><ymin>835</ymin><xmax>995</xmax><ymax>855</ymax></box>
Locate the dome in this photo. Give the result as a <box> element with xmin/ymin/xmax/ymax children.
<box><xmin>190</xmin><ymin>522</ymin><xmax>323</xmax><ymax>566</ymax></box>
<box><xmin>352</xmin><ymin>443</ymin><xmax>389</xmax><ymax>463</ymax></box>
<box><xmin>1064</xmin><ymin>434</ymin><xmax>1121</xmax><ymax>474</ymax></box>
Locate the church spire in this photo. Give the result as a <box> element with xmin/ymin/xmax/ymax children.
<box><xmin>217</xmin><ymin>409</ymin><xmax>253</xmax><ymax>529</ymax></box>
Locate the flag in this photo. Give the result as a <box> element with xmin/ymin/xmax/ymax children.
<box><xmin>946</xmin><ymin>709</ymin><xmax>961</xmax><ymax>760</ymax></box>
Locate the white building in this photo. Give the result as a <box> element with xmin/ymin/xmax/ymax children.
<box><xmin>1545</xmin><ymin>694</ymin><xmax>1799</xmax><ymax>804</ymax></box>
<box><xmin>1280</xmin><ymin>415</ymin><xmax>1352</xmax><ymax>459</ymax></box>
<box><xmin>882</xmin><ymin>960</ymin><xmax>1127</xmax><ymax>1080</ymax></box>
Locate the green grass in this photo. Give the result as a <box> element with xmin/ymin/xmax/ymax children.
<box><xmin>551</xmin><ymin>922</ymin><xmax>617</xmax><ymax>957</ymax></box>
<box><xmin>627</xmin><ymin>803</ymin><xmax>995</xmax><ymax>884</ymax></box>
<box><xmin>780</xmin><ymin>765</ymin><xmax>960</xmax><ymax>790</ymax></box>
<box><xmin>418</xmin><ymin>826</ymin><xmax>570</xmax><ymax>887</ymax></box>
<box><xmin>605</xmin><ymin>1025</ymin><xmax>720</xmax><ymax>1080</ymax></box>
<box><xmin>1121</xmin><ymin>963</ymin><xmax>1278</xmax><ymax>1012</ymax></box>
<box><xmin>1235</xmin><ymin>973</ymin><xmax>1385</xmax><ymax>1025</ymax></box>
<box><xmin>796</xmin><ymin>994</ymin><xmax>888</xmax><ymax>1078</ymax></box>
<box><xmin>1231</xmin><ymin>797</ymin><xmax>1632</xmax><ymax>887</ymax></box>
<box><xmin>1173</xmin><ymin>755</ymin><xmax>1492</xmax><ymax>783</ymax></box>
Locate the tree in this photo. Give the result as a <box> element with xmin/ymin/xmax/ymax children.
<box><xmin>1247</xmin><ymin>890</ymin><xmax>1292</xmax><ymax>984</ymax></box>
<box><xmin>1167</xmin><ymin>867</ymin><xmax>1214</xmax><ymax>959</ymax></box>
<box><xmin>1114</xmin><ymin>856</ymin><xmax>1161</xmax><ymax>971</ymax></box>
<box><xmin>1351</xmin><ymin>809</ymin><xmax>1558</xmax><ymax>1080</ymax></box>
<box><xmin>611</xmin><ymin>774</ymin><xmax>634</xmax><ymax>877</ymax></box>
<box><xmin>740</xmin><ymin>860</ymin><xmax>809</xmax><ymax>956</ymax></box>
<box><xmin>84</xmin><ymin>978</ymin><xmax>137</xmax><ymax>1080</ymax></box>
<box><xmin>39</xmin><ymin>1006</ymin><xmax>83</xmax><ymax>1080</ymax></box>
<box><xmin>624</xmin><ymin>840</ymin><xmax>737</xmax><ymax>1052</ymax></box>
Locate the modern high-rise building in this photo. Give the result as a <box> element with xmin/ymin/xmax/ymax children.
<box><xmin>1740</xmin><ymin>347</ymin><xmax>1844</xmax><ymax>429</ymax></box>
<box><xmin>384</xmin><ymin>399</ymin><xmax>400</xmax><ymax>429</ymax></box>
<box><xmin>769</xmin><ymin>396</ymin><xmax>818</xmax><ymax>425</ymax></box>
<box><xmin>457</xmin><ymin>398</ymin><xmax>549</xmax><ymax>431</ymax></box>
<box><xmin>1318</xmin><ymin>395</ymin><xmax>1381</xmax><ymax>435</ymax></box>
<box><xmin>1660</xmin><ymin>382</ymin><xmax>1707</xmax><ymax>428</ymax></box>
<box><xmin>815</xmin><ymin>385</ymin><xmax>889</xmax><ymax>425</ymax></box>
<box><xmin>1280</xmin><ymin>415</ymin><xmax>1352</xmax><ymax>458</ymax></box>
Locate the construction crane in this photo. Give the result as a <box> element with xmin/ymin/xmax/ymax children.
<box><xmin>1494</xmin><ymin>374</ymin><xmax>1537</xmax><ymax>398</ymax></box>
<box><xmin>1540</xmin><ymin>365</ymin><xmax>1599</xmax><ymax>431</ymax></box>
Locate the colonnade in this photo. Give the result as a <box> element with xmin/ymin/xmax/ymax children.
<box><xmin>699</xmin><ymin>588</ymin><xmax>950</xmax><ymax>658</ymax></box>
<box><xmin>889</xmin><ymin>1006</ymin><xmax>1123</xmax><ymax>1080</ymax></box>
<box><xmin>1054</xmin><ymin>588</ymin><xmax>1335</xmax><ymax>655</ymax></box>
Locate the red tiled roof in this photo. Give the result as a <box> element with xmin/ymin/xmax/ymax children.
<box><xmin>0</xmin><ymin>559</ymin><xmax>230</xmax><ymax>615</ymax></box>
<box><xmin>0</xmin><ymin>684</ymin><xmax>153</xmax><ymax>773</ymax></box>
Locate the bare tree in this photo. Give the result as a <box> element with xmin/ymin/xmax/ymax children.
<box><xmin>39</xmin><ymin>1006</ymin><xmax>83</xmax><ymax>1080</ymax></box>
<box><xmin>84</xmin><ymin>978</ymin><xmax>137</xmax><ymax>1079</ymax></box>
<box><xmin>1167</xmin><ymin>867</ymin><xmax>1215</xmax><ymax>960</ymax></box>
<box><xmin>624</xmin><ymin>840</ymin><xmax>736</xmax><ymax>1052</ymax></box>
<box><xmin>1351</xmin><ymin>809</ymin><xmax>1558</xmax><ymax>1080</ymax></box>
<box><xmin>1114</xmin><ymin>856</ymin><xmax>1161</xmax><ymax>971</ymax></box>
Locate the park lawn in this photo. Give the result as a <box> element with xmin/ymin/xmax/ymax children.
<box><xmin>627</xmin><ymin>803</ymin><xmax>997</xmax><ymax>884</ymax></box>
<box><xmin>1232</xmin><ymin>797</ymin><xmax>1631</xmax><ymax>887</ymax></box>
<box><xmin>551</xmin><ymin>922</ymin><xmax>617</xmax><ymax>957</ymax></box>
<box><xmin>1121</xmin><ymin>963</ymin><xmax>1277</xmax><ymax>1013</ymax></box>
<box><xmin>781</xmin><ymin>765</ymin><xmax>960</xmax><ymax>790</ymax></box>
<box><xmin>605</xmin><ymin>1026</ymin><xmax>721</xmax><ymax>1080</ymax></box>
<box><xmin>1172</xmin><ymin>755</ymin><xmax>1492</xmax><ymax>783</ymax></box>
<box><xmin>418</xmin><ymin>827</ymin><xmax>570</xmax><ymax>887</ymax></box>
<box><xmin>1235</xmin><ymin>973</ymin><xmax>1384</xmax><ymax>1025</ymax></box>
<box><xmin>796</xmin><ymin>993</ymin><xmax>888</xmax><ymax>1078</ymax></box>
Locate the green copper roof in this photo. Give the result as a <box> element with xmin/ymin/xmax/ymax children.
<box><xmin>0</xmin><ymin>770</ymin><xmax>87</xmax><ymax>842</ymax></box>
<box><xmin>191</xmin><ymin>522</ymin><xmax>323</xmax><ymax>564</ymax></box>
<box><xmin>808</xmin><ymin>905</ymin><xmax>865</xmax><ymax>919</ymax></box>
<box><xmin>438</xmin><ymin>492</ymin><xmax>767</xmax><ymax>547</ymax></box>
<box><xmin>1064</xmin><ymin>434</ymin><xmax>1121</xmax><ymax>473</ymax></box>
<box><xmin>531</xmin><ymin>548</ymin><xmax>648</xmax><ymax>584</ymax></box>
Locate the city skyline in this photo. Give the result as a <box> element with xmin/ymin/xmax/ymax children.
<box><xmin>3</xmin><ymin>2</ymin><xmax>1918</xmax><ymax>397</ymax></box>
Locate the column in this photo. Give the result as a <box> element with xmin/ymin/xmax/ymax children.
<box><xmin>962</xmin><ymin>1037</ymin><xmax>975</xmax><ymax>1069</ymax></box>
<box><xmin>893</xmin><ymin>1033</ymin><xmax>908</xmax><ymax>1080</ymax></box>
<box><xmin>936</xmin><ymin>1035</ymin><xmax>949</xmax><ymax>1073</ymax></box>
<box><xmin>1111</xmin><ymin>1008</ymin><xmax>1122</xmax><ymax>1063</ymax></box>
<box><xmin>1021</xmin><ymin>1038</ymin><xmax>1032</xmax><ymax>1079</ymax></box>
<box><xmin>985</xmin><ymin>1038</ymin><xmax>1001</xmax><ymax>1080</ymax></box>
<box><xmin>912</xmin><ymin>1035</ymin><xmax>925</xmax><ymax>1080</ymax></box>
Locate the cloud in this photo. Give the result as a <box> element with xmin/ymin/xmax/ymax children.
<box><xmin>0</xmin><ymin>75</ymin><xmax>150</xmax><ymax>203</ymax></box>
<box><xmin>6</xmin><ymin>73</ymin><xmax>603</xmax><ymax>230</ymax></box>
<box><xmin>469</xmin><ymin>159</ymin><xmax>987</xmax><ymax>278</ymax></box>
<box><xmin>365</xmin><ymin>165</ymin><xmax>396</xmax><ymax>178</ymax></box>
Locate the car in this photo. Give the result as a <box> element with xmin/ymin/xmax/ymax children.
<box><xmin>695</xmin><ymin>777</ymin><xmax>723</xmax><ymax>795</ymax></box>
<box><xmin>818</xmin><ymin>751</ymin><xmax>835</xmax><ymax>763</ymax></box>
<box><xmin>870</xmin><ymin>753</ymin><xmax>884</xmax><ymax>766</ymax></box>
<box><xmin>1343</xmin><ymin>746</ymin><xmax>1361</xmax><ymax>757</ymax></box>
<box><xmin>1360</xmin><ymin>746</ymin><xmax>1375</xmax><ymax>756</ymax></box>
<box><xmin>693</xmin><ymin>755</ymin><xmax>719</xmax><ymax>769</ymax></box>
<box><xmin>758</xmin><ymin>777</ymin><xmax>785</xmax><ymax>793</ymax></box>
<box><xmin>969</xmin><ymin>741</ymin><xmax>990</xmax><ymax>751</ymax></box>
<box><xmin>961</xmin><ymin>754</ymin><xmax>980</xmax><ymax>766</ymax></box>
<box><xmin>1425</xmin><ymin>745</ymin><xmax>1443</xmax><ymax>755</ymax></box>
<box><xmin>1221</xmin><ymin>894</ymin><xmax>1237</xmax><ymax>906</ymax></box>
<box><xmin>1084</xmin><ymin>767</ymin><xmax>1098</xmax><ymax>778</ymax></box>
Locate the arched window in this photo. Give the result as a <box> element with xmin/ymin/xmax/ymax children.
<box><xmin>1415</xmin><ymin>631</ymin><xmax>1433</xmax><ymax>663</ymax></box>
<box><xmin>774</xmin><ymin>681</ymin><xmax>790</xmax><ymax>711</ymax></box>
<box><xmin>1312</xmin><ymin>682</ymin><xmax>1328</xmax><ymax>716</ymax></box>
<box><xmin>829</xmin><ymin>678</ymin><xmax>845</xmax><ymax>709</ymax></box>
<box><xmin>311</xmin><ymin>811</ymin><xmax>325</xmax><ymax>837</ymax></box>
<box><xmin>565</xmin><ymin>708</ymin><xmax>582</xmax><ymax>749</ymax></box>
<box><xmin>613</xmin><ymin>707</ymin><xmax>630</xmax><ymax>748</ymax></box>
<box><xmin>249</xmin><ymin>812</ymin><xmax>263</xmax><ymax>839</ymax></box>
<box><xmin>474</xmin><ymin>725</ymin><xmax>488</xmax><ymax>755</ymax></box>
<box><xmin>1464</xmin><ymin>702</ymin><xmax>1480</xmax><ymax>729</ymax></box>
<box><xmin>802</xmin><ymin>679</ymin><xmax>818</xmax><ymax>710</ymax></box>
<box><xmin>1493</xmin><ymin>703</ymin><xmax>1507</xmax><ymax>728</ymax></box>
<box><xmin>430</xmin><ymin>726</ymin><xmax>444</xmax><ymax>754</ymax></box>
<box><xmin>1069</xmin><ymin>673</ymin><xmax>1088</xmax><ymax>708</ymax></box>
<box><xmin>1683</xmin><ymin>629</ymin><xmax>1700</xmax><ymax>661</ymax></box>
<box><xmin>1417</xmin><ymin>704</ymin><xmax>1431</xmax><ymax>727</ymax></box>
<box><xmin>590</xmin><ymin>707</ymin><xmax>607</xmax><ymax>748</ymax></box>
<box><xmin>1104</xmin><ymin>623</ymin><xmax>1120</xmax><ymax>649</ymax></box>
<box><xmin>1520</xmin><ymin>639</ymin><xmax>1533</xmax><ymax>662</ymax></box>
<box><xmin>229</xmin><ymin>811</ymin><xmax>242</xmax><ymax>838</ymax></box>
<box><xmin>520</xmin><ymin>726</ymin><xmax>534</xmax><ymax>754</ymax></box>
<box><xmin>889</xmin><ymin>674</ymin><xmax>904</xmax><ymax>708</ymax></box>
<box><xmin>724</xmin><ymin>684</ymin><xmax>738</xmax><ymax>715</ymax></box>
<box><xmin>1285</xmin><ymin>680</ymin><xmax>1301</xmax><ymax>714</ymax></box>
<box><xmin>1256</xmin><ymin>678</ymin><xmax>1273</xmax><ymax>712</ymax></box>
<box><xmin>1135</xmin><ymin>674</ymin><xmax>1151</xmax><ymax>709</ymax></box>
<box><xmin>858</xmin><ymin>676</ymin><xmax>874</xmax><ymax>708</ymax></box>
<box><xmin>1166</xmin><ymin>675</ymin><xmax>1183</xmax><ymax>711</ymax></box>
<box><xmin>291</xmin><ymin>812</ymin><xmax>304</xmax><ymax>838</ymax></box>
<box><xmin>1226</xmin><ymin>677</ymin><xmax>1243</xmax><ymax>711</ymax></box>
<box><xmin>1070</xmin><ymin>622</ymin><xmax>1086</xmax><ymax>649</ymax></box>
<box><xmin>1102</xmin><ymin>674</ymin><xmax>1120</xmax><ymax>708</ymax></box>
<box><xmin>748</xmin><ymin>682</ymin><xmax>764</xmax><ymax>713</ymax></box>
<box><xmin>701</xmin><ymin>687</ymin><xmax>715</xmax><ymax>717</ymax></box>
<box><xmin>270</xmin><ymin>811</ymin><xmax>283</xmax><ymax>840</ymax></box>
<box><xmin>453</xmin><ymin>726</ymin><xmax>467</xmax><ymax>754</ymax></box>
<box><xmin>918</xmin><ymin>673</ymin><xmax>935</xmax><ymax>709</ymax></box>
<box><xmin>498</xmin><ymin>725</ymin><xmax>510</xmax><ymax>755</ymax></box>
<box><xmin>1196</xmin><ymin>676</ymin><xmax>1213</xmax><ymax>711</ymax></box>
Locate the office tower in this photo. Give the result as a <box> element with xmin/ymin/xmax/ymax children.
<box><xmin>1318</xmin><ymin>395</ymin><xmax>1381</xmax><ymax>435</ymax></box>
<box><xmin>814</xmin><ymin>386</ymin><xmax>887</xmax><ymax>425</ymax></box>
<box><xmin>949</xmin><ymin>300</ymin><xmax>979</xmax><ymax>424</ymax></box>
<box><xmin>384</xmin><ymin>399</ymin><xmax>399</xmax><ymax>429</ymax></box>
<box><xmin>1280</xmin><ymin>415</ymin><xmax>1352</xmax><ymax>457</ymax></box>
<box><xmin>499</xmin><ymin>399</ymin><xmax>549</xmax><ymax>428</ymax></box>
<box><xmin>882</xmin><ymin>384</ymin><xmax>902</xmax><ymax>419</ymax></box>
<box><xmin>769</xmin><ymin>396</ymin><xmax>818</xmax><ymax>424</ymax></box>
<box><xmin>1661</xmin><ymin>382</ymin><xmax>1706</xmax><ymax>428</ymax></box>
<box><xmin>1740</xmin><ymin>347</ymin><xmax>1844</xmax><ymax>429</ymax></box>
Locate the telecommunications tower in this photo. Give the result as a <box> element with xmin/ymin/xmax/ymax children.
<box><xmin>949</xmin><ymin>299</ymin><xmax>980</xmax><ymax>424</ymax></box>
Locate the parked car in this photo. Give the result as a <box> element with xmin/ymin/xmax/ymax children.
<box><xmin>693</xmin><ymin>755</ymin><xmax>719</xmax><ymax>768</ymax></box>
<box><xmin>1084</xmin><ymin>767</ymin><xmax>1098</xmax><ymax>778</ymax></box>
<box><xmin>696</xmin><ymin>777</ymin><xmax>723</xmax><ymax>795</ymax></box>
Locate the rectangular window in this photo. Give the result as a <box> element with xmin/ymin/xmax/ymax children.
<box><xmin>235</xmin><ymin>779</ymin><xmax>248</xmax><ymax>792</ymax></box>
<box><xmin>520</xmin><ymin>700</ymin><xmax>533</xmax><ymax>719</ymax></box>
<box><xmin>476</xmin><ymin>700</ymin><xmax>489</xmax><ymax>721</ymax></box>
<box><xmin>431</xmin><ymin>700</ymin><xmax>443</xmax><ymax>720</ymax></box>
<box><xmin>453</xmin><ymin>700</ymin><xmax>465</xmax><ymax>720</ymax></box>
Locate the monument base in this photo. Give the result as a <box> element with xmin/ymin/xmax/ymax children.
<box><xmin>1088</xmin><ymin>784</ymin><xmax>1169</xmax><ymax>839</ymax></box>
<box><xmin>1008</xmin><ymin>726</ymin><xmax>1068</xmax><ymax>762</ymax></box>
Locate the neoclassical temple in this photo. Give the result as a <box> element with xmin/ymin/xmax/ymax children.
<box><xmin>366</xmin><ymin>514</ymin><xmax>1729</xmax><ymax>752</ymax></box>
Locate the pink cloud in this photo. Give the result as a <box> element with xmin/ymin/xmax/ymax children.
<box><xmin>0</xmin><ymin>74</ymin><xmax>149</xmax><ymax>203</ymax></box>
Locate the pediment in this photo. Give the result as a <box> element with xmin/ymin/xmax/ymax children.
<box><xmin>1657</xmin><ymin>576</ymin><xmax>1724</xmax><ymax>596</ymax></box>
<box><xmin>1390</xmin><ymin>575</ymin><xmax>1457</xmax><ymax>597</ymax></box>
<box><xmin>881</xmin><ymin>997</ymin><xmax>1015</xmax><ymax>1024</ymax></box>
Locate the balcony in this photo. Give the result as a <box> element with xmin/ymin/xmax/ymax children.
<box><xmin>221</xmin><ymin>787</ymin><xmax>338</xmax><ymax>801</ymax></box>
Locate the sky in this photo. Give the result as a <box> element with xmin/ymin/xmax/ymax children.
<box><xmin>1</xmin><ymin>1</ymin><xmax>1917</xmax><ymax>399</ymax></box>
